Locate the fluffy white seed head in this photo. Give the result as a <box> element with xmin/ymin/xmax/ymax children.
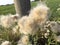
<box><xmin>0</xmin><ymin>14</ymin><xmax>19</xmax><ymax>28</ymax></box>
<box><xmin>29</xmin><ymin>4</ymin><xmax>49</xmax><ymax>25</ymax></box>
<box><xmin>18</xmin><ymin>16</ymin><xmax>34</xmax><ymax>34</ymax></box>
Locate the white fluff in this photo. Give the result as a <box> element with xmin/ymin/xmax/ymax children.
<box><xmin>0</xmin><ymin>14</ymin><xmax>20</xmax><ymax>28</ymax></box>
<box><xmin>18</xmin><ymin>4</ymin><xmax>49</xmax><ymax>35</ymax></box>
<box><xmin>18</xmin><ymin>16</ymin><xmax>37</xmax><ymax>35</ymax></box>
<box><xmin>1</xmin><ymin>41</ymin><xmax>11</xmax><ymax>45</ymax></box>
<box><xmin>29</xmin><ymin>4</ymin><xmax>49</xmax><ymax>25</ymax></box>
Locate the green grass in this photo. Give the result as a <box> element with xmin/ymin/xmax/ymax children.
<box><xmin>46</xmin><ymin>0</ymin><xmax>60</xmax><ymax>21</ymax></box>
<box><xmin>0</xmin><ymin>4</ymin><xmax>16</xmax><ymax>15</ymax></box>
<box><xmin>31</xmin><ymin>1</ymin><xmax>38</xmax><ymax>7</ymax></box>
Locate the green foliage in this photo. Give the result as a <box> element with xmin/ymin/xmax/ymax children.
<box><xmin>0</xmin><ymin>4</ymin><xmax>16</xmax><ymax>15</ymax></box>
<box><xmin>31</xmin><ymin>1</ymin><xmax>38</xmax><ymax>8</ymax></box>
<box><xmin>46</xmin><ymin>0</ymin><xmax>60</xmax><ymax>21</ymax></box>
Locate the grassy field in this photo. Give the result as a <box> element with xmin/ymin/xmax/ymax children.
<box><xmin>0</xmin><ymin>4</ymin><xmax>16</xmax><ymax>15</ymax></box>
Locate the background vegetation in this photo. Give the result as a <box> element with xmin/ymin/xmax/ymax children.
<box><xmin>0</xmin><ymin>4</ymin><xmax>16</xmax><ymax>15</ymax></box>
<box><xmin>46</xmin><ymin>0</ymin><xmax>60</xmax><ymax>21</ymax></box>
